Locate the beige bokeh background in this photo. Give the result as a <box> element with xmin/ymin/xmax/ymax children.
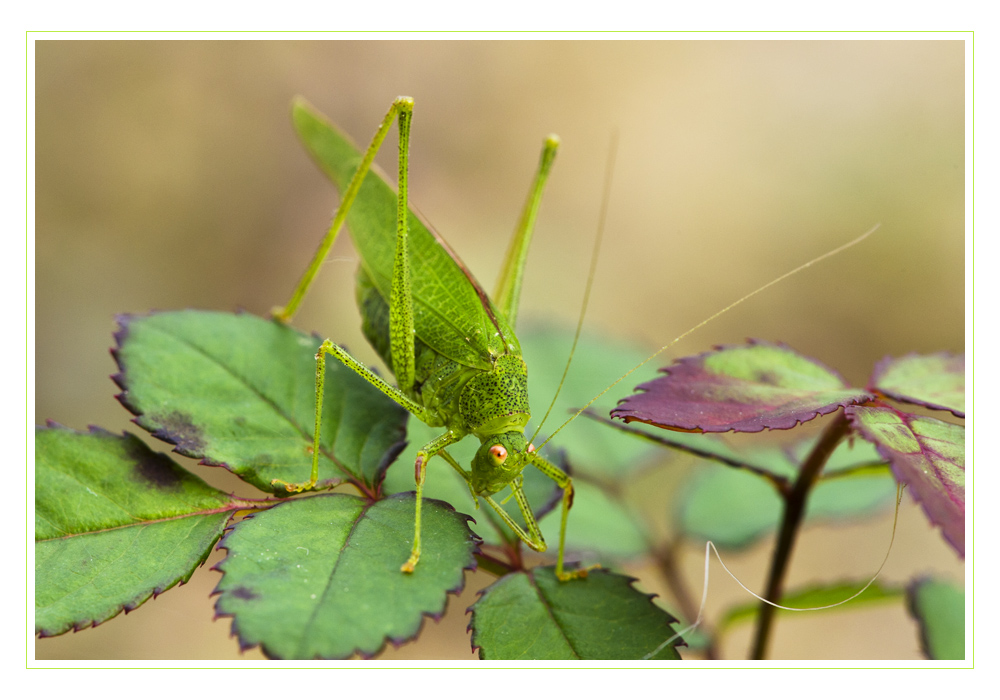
<box><xmin>34</xmin><ymin>40</ymin><xmax>965</xmax><ymax>661</ymax></box>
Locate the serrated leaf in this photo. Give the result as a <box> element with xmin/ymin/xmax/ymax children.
<box><xmin>907</xmin><ymin>576</ymin><xmax>965</xmax><ymax>660</ymax></box>
<box><xmin>213</xmin><ymin>493</ymin><xmax>478</xmax><ymax>659</ymax></box>
<box><xmin>871</xmin><ymin>352</ymin><xmax>965</xmax><ymax>418</ymax></box>
<box><xmin>35</xmin><ymin>425</ymin><xmax>234</xmax><ymax>636</ymax></box>
<box><xmin>611</xmin><ymin>340</ymin><xmax>873</xmax><ymax>433</ymax></box>
<box><xmin>846</xmin><ymin>405</ymin><xmax>965</xmax><ymax>557</ymax></box>
<box><xmin>114</xmin><ymin>310</ymin><xmax>408</xmax><ymax>494</ymax></box>
<box><xmin>716</xmin><ymin>580</ymin><xmax>904</xmax><ymax>636</ymax></box>
<box><xmin>677</xmin><ymin>456</ymin><xmax>895</xmax><ymax>549</ymax></box>
<box><xmin>469</xmin><ymin>567</ymin><xmax>682</xmax><ymax>660</ymax></box>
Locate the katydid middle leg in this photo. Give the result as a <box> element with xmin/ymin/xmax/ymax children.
<box><xmin>270</xmin><ymin>95</ymin><xmax>425</xmax><ymax>495</ymax></box>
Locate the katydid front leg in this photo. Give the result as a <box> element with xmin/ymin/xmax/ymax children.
<box><xmin>273</xmin><ymin>97</ymin><xmax>415</xmax><ymax>323</ymax></box>
<box><xmin>481</xmin><ymin>454</ymin><xmax>588</xmax><ymax>581</ymax></box>
<box><xmin>526</xmin><ymin>450</ymin><xmax>592</xmax><ymax>581</ymax></box>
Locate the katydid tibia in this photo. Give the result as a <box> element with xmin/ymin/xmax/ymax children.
<box><xmin>272</xmin><ymin>97</ymin><xmax>586</xmax><ymax>580</ymax></box>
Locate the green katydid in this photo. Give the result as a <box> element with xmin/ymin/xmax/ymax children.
<box><xmin>272</xmin><ymin>96</ymin><xmax>587</xmax><ymax>581</ymax></box>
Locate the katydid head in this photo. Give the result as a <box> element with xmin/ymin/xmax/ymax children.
<box><xmin>471</xmin><ymin>431</ymin><xmax>533</xmax><ymax>495</ymax></box>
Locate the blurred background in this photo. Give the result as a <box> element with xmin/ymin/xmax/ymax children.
<box><xmin>34</xmin><ymin>39</ymin><xmax>965</xmax><ymax>661</ymax></box>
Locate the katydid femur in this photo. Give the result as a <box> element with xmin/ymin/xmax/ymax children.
<box><xmin>272</xmin><ymin>97</ymin><xmax>585</xmax><ymax>580</ymax></box>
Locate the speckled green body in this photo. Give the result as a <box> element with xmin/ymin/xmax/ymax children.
<box><xmin>277</xmin><ymin>97</ymin><xmax>581</xmax><ymax>579</ymax></box>
<box><xmin>357</xmin><ymin>267</ymin><xmax>532</xmax><ymax>493</ymax></box>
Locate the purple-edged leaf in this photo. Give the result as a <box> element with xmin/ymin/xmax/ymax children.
<box><xmin>871</xmin><ymin>352</ymin><xmax>965</xmax><ymax>418</ymax></box>
<box><xmin>907</xmin><ymin>576</ymin><xmax>965</xmax><ymax>660</ymax></box>
<box><xmin>113</xmin><ymin>310</ymin><xmax>408</xmax><ymax>494</ymax></box>
<box><xmin>469</xmin><ymin>567</ymin><xmax>682</xmax><ymax>660</ymax></box>
<box><xmin>847</xmin><ymin>405</ymin><xmax>965</xmax><ymax>556</ymax></box>
<box><xmin>213</xmin><ymin>493</ymin><xmax>478</xmax><ymax>659</ymax></box>
<box><xmin>35</xmin><ymin>424</ymin><xmax>235</xmax><ymax>636</ymax></box>
<box><xmin>612</xmin><ymin>340</ymin><xmax>873</xmax><ymax>433</ymax></box>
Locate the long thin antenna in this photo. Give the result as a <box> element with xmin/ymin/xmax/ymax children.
<box><xmin>536</xmin><ymin>223</ymin><xmax>880</xmax><ymax>453</ymax></box>
<box><xmin>642</xmin><ymin>482</ymin><xmax>904</xmax><ymax>660</ymax></box>
<box><xmin>529</xmin><ymin>131</ymin><xmax>619</xmax><ymax>446</ymax></box>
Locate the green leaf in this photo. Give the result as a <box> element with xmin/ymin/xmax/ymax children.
<box><xmin>469</xmin><ymin>567</ymin><xmax>682</xmax><ymax>660</ymax></box>
<box><xmin>677</xmin><ymin>463</ymin><xmax>781</xmax><ymax>548</ymax></box>
<box><xmin>114</xmin><ymin>310</ymin><xmax>408</xmax><ymax>494</ymax></box>
<box><xmin>214</xmin><ymin>493</ymin><xmax>478</xmax><ymax>659</ymax></box>
<box><xmin>716</xmin><ymin>580</ymin><xmax>904</xmax><ymax>636</ymax></box>
<box><xmin>539</xmin><ymin>478</ymin><xmax>648</xmax><ymax>560</ymax></box>
<box><xmin>847</xmin><ymin>405</ymin><xmax>965</xmax><ymax>556</ymax></box>
<box><xmin>871</xmin><ymin>352</ymin><xmax>965</xmax><ymax>418</ymax></box>
<box><xmin>612</xmin><ymin>340</ymin><xmax>873</xmax><ymax>433</ymax></box>
<box><xmin>677</xmin><ymin>456</ymin><xmax>895</xmax><ymax>549</ymax></box>
<box><xmin>907</xmin><ymin>576</ymin><xmax>965</xmax><ymax>660</ymax></box>
<box><xmin>35</xmin><ymin>425</ymin><xmax>234</xmax><ymax>636</ymax></box>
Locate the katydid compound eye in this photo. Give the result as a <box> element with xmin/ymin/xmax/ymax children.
<box><xmin>528</xmin><ymin>443</ymin><xmax>536</xmax><ymax>453</ymax></box>
<box><xmin>489</xmin><ymin>445</ymin><xmax>508</xmax><ymax>463</ymax></box>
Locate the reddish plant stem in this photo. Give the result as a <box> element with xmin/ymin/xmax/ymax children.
<box><xmin>750</xmin><ymin>411</ymin><xmax>852</xmax><ymax>660</ymax></box>
<box><xmin>474</xmin><ymin>551</ymin><xmax>515</xmax><ymax>577</ymax></box>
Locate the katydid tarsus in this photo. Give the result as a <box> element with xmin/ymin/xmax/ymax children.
<box><xmin>272</xmin><ymin>96</ymin><xmax>585</xmax><ymax>580</ymax></box>
<box><xmin>271</xmin><ymin>95</ymin><xmax>879</xmax><ymax>592</ymax></box>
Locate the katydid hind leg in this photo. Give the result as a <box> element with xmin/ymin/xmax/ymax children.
<box><xmin>493</xmin><ymin>135</ymin><xmax>560</xmax><ymax>327</ymax></box>
<box><xmin>388</xmin><ymin>100</ymin><xmax>417</xmax><ymax>394</ymax></box>
<box><xmin>275</xmin><ymin>97</ymin><xmax>416</xmax><ymax>324</ymax></box>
